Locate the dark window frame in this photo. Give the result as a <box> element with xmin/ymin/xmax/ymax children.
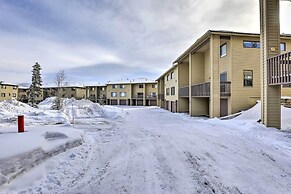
<box><xmin>243</xmin><ymin>70</ymin><xmax>253</xmax><ymax>87</ymax></box>
<box><xmin>220</xmin><ymin>43</ymin><xmax>227</xmax><ymax>58</ymax></box>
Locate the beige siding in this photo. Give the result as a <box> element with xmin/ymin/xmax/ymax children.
<box><xmin>0</xmin><ymin>84</ymin><xmax>18</xmax><ymax>101</ymax></box>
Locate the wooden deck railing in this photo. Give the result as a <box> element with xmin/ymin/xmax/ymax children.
<box><xmin>191</xmin><ymin>82</ymin><xmax>210</xmax><ymax>97</ymax></box>
<box><xmin>220</xmin><ymin>81</ymin><xmax>231</xmax><ymax>96</ymax></box>
<box><xmin>178</xmin><ymin>81</ymin><xmax>231</xmax><ymax>97</ymax></box>
<box><xmin>268</xmin><ymin>51</ymin><xmax>291</xmax><ymax>85</ymax></box>
<box><xmin>179</xmin><ymin>86</ymin><xmax>189</xmax><ymax>97</ymax></box>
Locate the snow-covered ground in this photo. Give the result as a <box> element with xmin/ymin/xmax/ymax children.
<box><xmin>0</xmin><ymin>99</ymin><xmax>291</xmax><ymax>193</ymax></box>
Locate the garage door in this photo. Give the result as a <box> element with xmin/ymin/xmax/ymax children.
<box><xmin>111</xmin><ymin>99</ymin><xmax>118</xmax><ymax>105</ymax></box>
<box><xmin>137</xmin><ymin>100</ymin><xmax>143</xmax><ymax>106</ymax></box>
<box><xmin>171</xmin><ymin>101</ymin><xmax>177</xmax><ymax>113</ymax></box>
<box><xmin>150</xmin><ymin>100</ymin><xmax>157</xmax><ymax>106</ymax></box>
<box><xmin>119</xmin><ymin>99</ymin><xmax>126</xmax><ymax>105</ymax></box>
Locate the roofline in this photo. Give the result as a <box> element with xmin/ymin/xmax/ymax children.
<box><xmin>173</xmin><ymin>30</ymin><xmax>291</xmax><ymax>64</ymax></box>
<box><xmin>106</xmin><ymin>81</ymin><xmax>157</xmax><ymax>85</ymax></box>
<box><xmin>156</xmin><ymin>64</ymin><xmax>178</xmax><ymax>81</ymax></box>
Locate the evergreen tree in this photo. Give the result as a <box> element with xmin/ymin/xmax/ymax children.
<box><xmin>29</xmin><ymin>62</ymin><xmax>42</xmax><ymax>107</ymax></box>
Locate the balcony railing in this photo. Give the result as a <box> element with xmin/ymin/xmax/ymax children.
<box><xmin>179</xmin><ymin>86</ymin><xmax>189</xmax><ymax>97</ymax></box>
<box><xmin>220</xmin><ymin>81</ymin><xmax>231</xmax><ymax>96</ymax></box>
<box><xmin>191</xmin><ymin>82</ymin><xmax>210</xmax><ymax>97</ymax></box>
<box><xmin>268</xmin><ymin>51</ymin><xmax>291</xmax><ymax>85</ymax></box>
<box><xmin>132</xmin><ymin>95</ymin><xmax>144</xmax><ymax>99</ymax></box>
<box><xmin>158</xmin><ymin>94</ymin><xmax>165</xmax><ymax>100</ymax></box>
<box><xmin>146</xmin><ymin>95</ymin><xmax>157</xmax><ymax>99</ymax></box>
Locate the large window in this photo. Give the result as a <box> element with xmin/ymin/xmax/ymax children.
<box><xmin>280</xmin><ymin>43</ymin><xmax>286</xmax><ymax>51</ymax></box>
<box><xmin>120</xmin><ymin>92</ymin><xmax>126</xmax><ymax>97</ymax></box>
<box><xmin>111</xmin><ymin>92</ymin><xmax>117</xmax><ymax>97</ymax></box>
<box><xmin>166</xmin><ymin>88</ymin><xmax>170</xmax><ymax>96</ymax></box>
<box><xmin>170</xmin><ymin>72</ymin><xmax>174</xmax><ymax>79</ymax></box>
<box><xmin>171</xmin><ymin>87</ymin><xmax>175</xmax><ymax>95</ymax></box>
<box><xmin>220</xmin><ymin>43</ymin><xmax>227</xmax><ymax>57</ymax></box>
<box><xmin>151</xmin><ymin>92</ymin><xmax>157</xmax><ymax>97</ymax></box>
<box><xmin>243</xmin><ymin>70</ymin><xmax>253</xmax><ymax>87</ymax></box>
<box><xmin>243</xmin><ymin>41</ymin><xmax>260</xmax><ymax>48</ymax></box>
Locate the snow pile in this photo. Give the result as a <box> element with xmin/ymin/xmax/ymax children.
<box><xmin>0</xmin><ymin>126</ymin><xmax>84</xmax><ymax>187</ymax></box>
<box><xmin>0</xmin><ymin>98</ymin><xmax>108</xmax><ymax>127</ymax></box>
<box><xmin>234</xmin><ymin>101</ymin><xmax>291</xmax><ymax>131</ymax></box>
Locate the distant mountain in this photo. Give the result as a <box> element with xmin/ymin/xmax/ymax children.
<box><xmin>17</xmin><ymin>83</ymin><xmax>30</xmax><ymax>87</ymax></box>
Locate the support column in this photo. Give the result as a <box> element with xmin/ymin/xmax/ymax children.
<box><xmin>260</xmin><ymin>0</ymin><xmax>281</xmax><ymax>129</ymax></box>
<box><xmin>189</xmin><ymin>53</ymin><xmax>193</xmax><ymax>115</ymax></box>
<box><xmin>210</xmin><ymin>35</ymin><xmax>220</xmax><ymax>118</ymax></box>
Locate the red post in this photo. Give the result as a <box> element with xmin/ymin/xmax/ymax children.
<box><xmin>18</xmin><ymin>115</ymin><xmax>24</xmax><ymax>133</ymax></box>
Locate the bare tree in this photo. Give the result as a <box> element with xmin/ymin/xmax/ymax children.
<box><xmin>52</xmin><ymin>70</ymin><xmax>68</xmax><ymax>110</ymax></box>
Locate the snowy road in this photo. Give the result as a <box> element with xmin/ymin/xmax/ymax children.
<box><xmin>3</xmin><ymin>106</ymin><xmax>291</xmax><ymax>194</ymax></box>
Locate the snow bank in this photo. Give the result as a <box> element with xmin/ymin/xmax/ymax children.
<box><xmin>0</xmin><ymin>98</ymin><xmax>108</xmax><ymax>127</ymax></box>
<box><xmin>0</xmin><ymin>126</ymin><xmax>84</xmax><ymax>187</ymax></box>
<box><xmin>234</xmin><ymin>101</ymin><xmax>291</xmax><ymax>131</ymax></box>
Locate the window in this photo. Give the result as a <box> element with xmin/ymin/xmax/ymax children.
<box><xmin>139</xmin><ymin>84</ymin><xmax>144</xmax><ymax>88</ymax></box>
<box><xmin>112</xmin><ymin>85</ymin><xmax>118</xmax><ymax>89</ymax></box>
<box><xmin>120</xmin><ymin>85</ymin><xmax>125</xmax><ymax>89</ymax></box>
<box><xmin>166</xmin><ymin>88</ymin><xmax>170</xmax><ymax>96</ymax></box>
<box><xmin>90</xmin><ymin>87</ymin><xmax>95</xmax><ymax>91</ymax></box>
<box><xmin>71</xmin><ymin>88</ymin><xmax>76</xmax><ymax>91</ymax></box>
<box><xmin>170</xmin><ymin>72</ymin><xmax>174</xmax><ymax>79</ymax></box>
<box><xmin>1</xmin><ymin>93</ymin><xmax>5</xmax><ymax>97</ymax></box>
<box><xmin>243</xmin><ymin>41</ymin><xmax>260</xmax><ymax>48</ymax></box>
<box><xmin>152</xmin><ymin>84</ymin><xmax>157</xmax><ymax>88</ymax></box>
<box><xmin>220</xmin><ymin>72</ymin><xmax>227</xmax><ymax>82</ymax></box>
<box><xmin>120</xmin><ymin>92</ymin><xmax>126</xmax><ymax>97</ymax></box>
<box><xmin>171</xmin><ymin>87</ymin><xmax>175</xmax><ymax>95</ymax></box>
<box><xmin>71</xmin><ymin>94</ymin><xmax>74</xmax><ymax>97</ymax></box>
<box><xmin>111</xmin><ymin>92</ymin><xmax>117</xmax><ymax>97</ymax></box>
<box><xmin>151</xmin><ymin>92</ymin><xmax>157</xmax><ymax>97</ymax></box>
<box><xmin>280</xmin><ymin>43</ymin><xmax>286</xmax><ymax>51</ymax></box>
<box><xmin>243</xmin><ymin>70</ymin><xmax>253</xmax><ymax>87</ymax></box>
<box><xmin>283</xmin><ymin>84</ymin><xmax>291</xmax><ymax>88</ymax></box>
<box><xmin>167</xmin><ymin>74</ymin><xmax>170</xmax><ymax>81</ymax></box>
<box><xmin>137</xmin><ymin>92</ymin><xmax>143</xmax><ymax>98</ymax></box>
<box><xmin>102</xmin><ymin>87</ymin><xmax>105</xmax><ymax>91</ymax></box>
<box><xmin>13</xmin><ymin>86</ymin><xmax>17</xmax><ymax>90</ymax></box>
<box><xmin>220</xmin><ymin>43</ymin><xmax>227</xmax><ymax>57</ymax></box>
<box><xmin>1</xmin><ymin>85</ymin><xmax>6</xmax><ymax>89</ymax></box>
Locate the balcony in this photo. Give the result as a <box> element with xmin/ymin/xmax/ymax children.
<box><xmin>178</xmin><ymin>81</ymin><xmax>231</xmax><ymax>97</ymax></box>
<box><xmin>220</xmin><ymin>81</ymin><xmax>231</xmax><ymax>96</ymax></box>
<box><xmin>179</xmin><ymin>86</ymin><xmax>189</xmax><ymax>97</ymax></box>
<box><xmin>146</xmin><ymin>95</ymin><xmax>157</xmax><ymax>100</ymax></box>
<box><xmin>158</xmin><ymin>94</ymin><xmax>165</xmax><ymax>100</ymax></box>
<box><xmin>191</xmin><ymin>82</ymin><xmax>210</xmax><ymax>97</ymax></box>
<box><xmin>132</xmin><ymin>95</ymin><xmax>144</xmax><ymax>99</ymax></box>
<box><xmin>268</xmin><ymin>51</ymin><xmax>291</xmax><ymax>85</ymax></box>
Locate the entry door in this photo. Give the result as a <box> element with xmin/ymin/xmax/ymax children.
<box><xmin>220</xmin><ymin>99</ymin><xmax>228</xmax><ymax>117</ymax></box>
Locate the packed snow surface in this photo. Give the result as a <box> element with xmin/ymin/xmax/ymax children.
<box><xmin>0</xmin><ymin>100</ymin><xmax>291</xmax><ymax>193</ymax></box>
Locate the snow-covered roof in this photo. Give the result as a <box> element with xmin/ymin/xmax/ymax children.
<box><xmin>0</xmin><ymin>81</ymin><xmax>18</xmax><ymax>86</ymax></box>
<box><xmin>106</xmin><ymin>78</ymin><xmax>156</xmax><ymax>85</ymax></box>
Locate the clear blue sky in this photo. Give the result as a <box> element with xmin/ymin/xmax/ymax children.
<box><xmin>0</xmin><ymin>0</ymin><xmax>290</xmax><ymax>85</ymax></box>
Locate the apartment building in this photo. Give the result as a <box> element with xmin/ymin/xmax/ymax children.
<box><xmin>106</xmin><ymin>79</ymin><xmax>157</xmax><ymax>106</ymax></box>
<box><xmin>17</xmin><ymin>87</ymin><xmax>44</xmax><ymax>103</ymax></box>
<box><xmin>157</xmin><ymin>30</ymin><xmax>291</xmax><ymax>117</ymax></box>
<box><xmin>0</xmin><ymin>82</ymin><xmax>18</xmax><ymax>101</ymax></box>
<box><xmin>86</xmin><ymin>85</ymin><xmax>107</xmax><ymax>105</ymax></box>
<box><xmin>43</xmin><ymin>86</ymin><xmax>86</xmax><ymax>100</ymax></box>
